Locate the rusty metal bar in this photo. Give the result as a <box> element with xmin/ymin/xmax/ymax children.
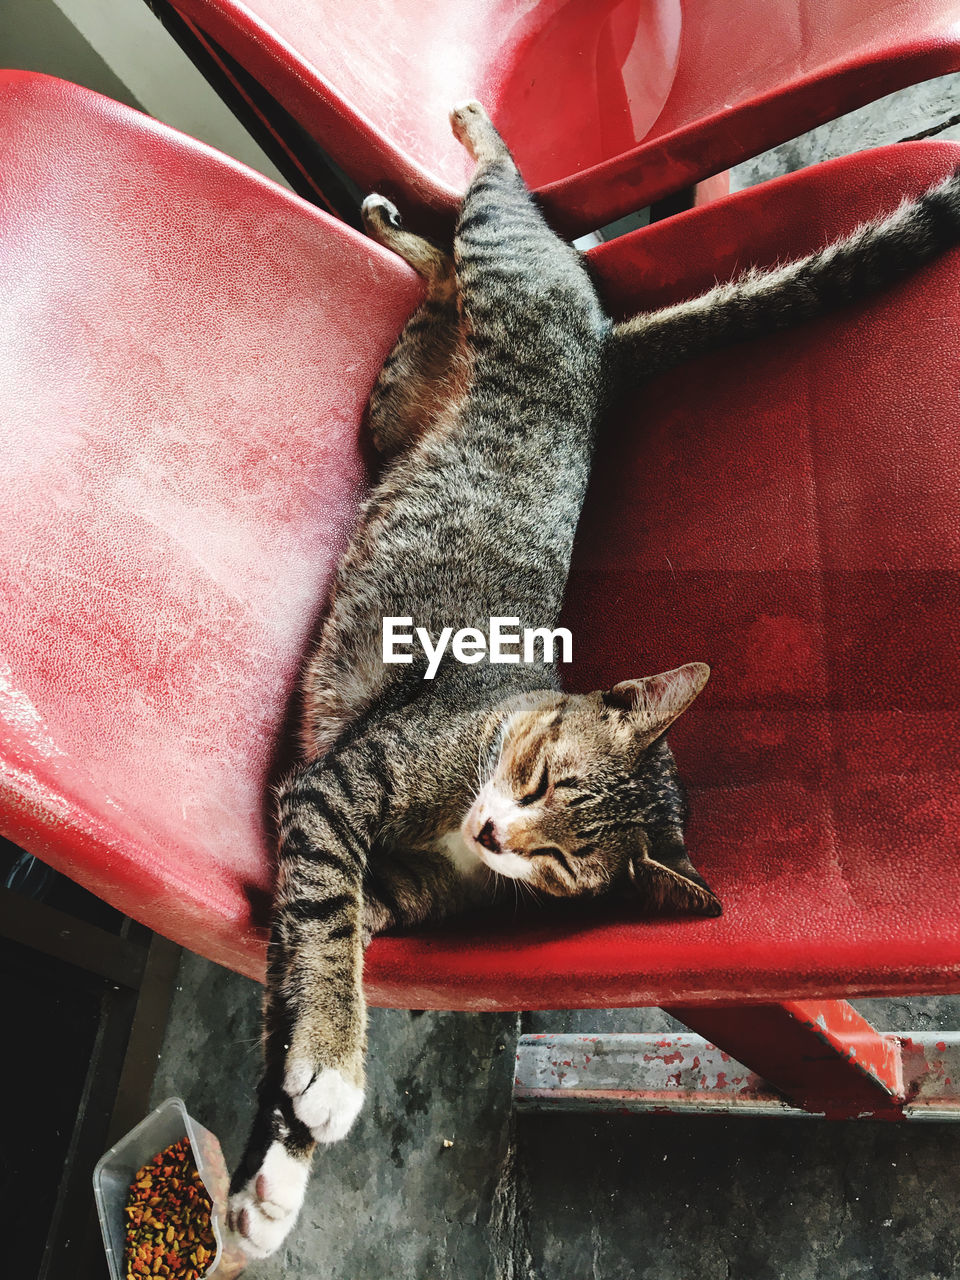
<box><xmin>514</xmin><ymin>1031</ymin><xmax>960</xmax><ymax>1120</ymax></box>
<box><xmin>663</xmin><ymin>1000</ymin><xmax>903</xmax><ymax>1117</ymax></box>
<box><xmin>900</xmin><ymin>1033</ymin><xmax>960</xmax><ymax>1118</ymax></box>
<box><xmin>515</xmin><ymin>1031</ymin><xmax>803</xmax><ymax>1116</ymax></box>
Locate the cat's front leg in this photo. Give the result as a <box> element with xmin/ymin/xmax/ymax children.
<box><xmin>226</xmin><ymin>1067</ymin><xmax>315</xmax><ymax>1258</ymax></box>
<box><xmin>229</xmin><ymin>751</ymin><xmax>377</xmax><ymax>1256</ymax></box>
<box><xmin>362</xmin><ymin>840</ymin><xmax>494</xmax><ymax>942</ymax></box>
<box><xmin>267</xmin><ymin>903</ymin><xmax>367</xmax><ymax>1146</ymax></box>
<box><xmin>228</xmin><ymin>914</ymin><xmax>367</xmax><ymax>1256</ymax></box>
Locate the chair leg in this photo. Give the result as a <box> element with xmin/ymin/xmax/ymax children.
<box><xmin>649</xmin><ymin>171</ymin><xmax>731</xmax><ymax>222</ymax></box>
<box><xmin>693</xmin><ymin>170</ymin><xmax>731</xmax><ymax>205</ymax></box>
<box><xmin>663</xmin><ymin>1000</ymin><xmax>904</xmax><ymax>1118</ymax></box>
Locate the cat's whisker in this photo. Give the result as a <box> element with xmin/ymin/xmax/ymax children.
<box><xmin>519</xmin><ymin>877</ymin><xmax>541</xmax><ymax>907</ymax></box>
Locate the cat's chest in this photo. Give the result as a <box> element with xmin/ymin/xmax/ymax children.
<box><xmin>433</xmin><ymin>829</ymin><xmax>485</xmax><ymax>881</ymax></box>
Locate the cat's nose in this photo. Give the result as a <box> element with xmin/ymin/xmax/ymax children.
<box><xmin>477</xmin><ymin>819</ymin><xmax>501</xmax><ymax>853</ymax></box>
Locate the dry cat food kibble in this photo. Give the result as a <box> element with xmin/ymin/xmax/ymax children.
<box><xmin>123</xmin><ymin>1137</ymin><xmax>217</xmax><ymax>1278</ymax></box>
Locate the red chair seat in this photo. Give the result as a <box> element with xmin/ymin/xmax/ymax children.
<box><xmin>2</xmin><ymin>73</ymin><xmax>959</xmax><ymax>1009</ymax></box>
<box><xmin>0</xmin><ymin>71</ymin><xmax>422</xmax><ymax>972</ymax></box>
<box><xmin>165</xmin><ymin>0</ymin><xmax>960</xmax><ymax>235</ymax></box>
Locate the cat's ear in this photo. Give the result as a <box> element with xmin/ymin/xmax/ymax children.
<box><xmin>627</xmin><ymin>838</ymin><xmax>722</xmax><ymax>918</ymax></box>
<box><xmin>602</xmin><ymin>662</ymin><xmax>709</xmax><ymax>743</ymax></box>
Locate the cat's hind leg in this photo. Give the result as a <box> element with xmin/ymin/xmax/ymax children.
<box><xmin>361</xmin><ymin>195</ymin><xmax>467</xmax><ymax>456</ymax></box>
<box><xmin>450</xmin><ymin>99</ymin><xmax>510</xmax><ymax>167</ymax></box>
<box><xmin>361</xmin><ymin>194</ymin><xmax>452</xmax><ymax>284</ymax></box>
<box><xmin>448</xmin><ymin>101</ymin><xmax>582</xmax><ymax>358</ymax></box>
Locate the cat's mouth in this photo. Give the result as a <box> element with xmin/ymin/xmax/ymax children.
<box><xmin>462</xmin><ymin>787</ymin><xmax>507</xmax><ymax>856</ymax></box>
<box><xmin>461</xmin><ymin>808</ymin><xmax>504</xmax><ymax>862</ymax></box>
<box><xmin>461</xmin><ymin>794</ymin><xmax>535</xmax><ymax>881</ymax></box>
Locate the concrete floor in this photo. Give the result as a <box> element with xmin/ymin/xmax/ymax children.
<box><xmin>140</xmin><ymin>73</ymin><xmax>960</xmax><ymax>1280</ymax></box>
<box><xmin>152</xmin><ymin>963</ymin><xmax>960</xmax><ymax>1279</ymax></box>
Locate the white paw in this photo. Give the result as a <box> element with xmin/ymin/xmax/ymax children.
<box><xmin>450</xmin><ymin>98</ymin><xmax>486</xmax><ymax>123</ymax></box>
<box><xmin>361</xmin><ymin>193</ymin><xmax>401</xmax><ymax>229</ymax></box>
<box><xmin>449</xmin><ymin>100</ymin><xmax>489</xmax><ymax>153</ymax></box>
<box><xmin>227</xmin><ymin>1141</ymin><xmax>309</xmax><ymax>1259</ymax></box>
<box><xmin>284</xmin><ymin>1061</ymin><xmax>365</xmax><ymax>1143</ymax></box>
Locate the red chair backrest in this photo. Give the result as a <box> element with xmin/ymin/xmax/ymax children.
<box><xmin>168</xmin><ymin>0</ymin><xmax>960</xmax><ymax>233</ymax></box>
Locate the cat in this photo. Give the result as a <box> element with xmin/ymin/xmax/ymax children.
<box><xmin>227</xmin><ymin>101</ymin><xmax>960</xmax><ymax>1257</ymax></box>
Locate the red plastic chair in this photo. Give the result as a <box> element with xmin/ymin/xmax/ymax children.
<box><xmin>157</xmin><ymin>0</ymin><xmax>960</xmax><ymax>236</ymax></box>
<box><xmin>3</xmin><ymin>72</ymin><xmax>960</xmax><ymax>1118</ymax></box>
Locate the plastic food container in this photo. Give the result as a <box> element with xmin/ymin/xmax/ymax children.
<box><xmin>93</xmin><ymin>1097</ymin><xmax>247</xmax><ymax>1279</ymax></box>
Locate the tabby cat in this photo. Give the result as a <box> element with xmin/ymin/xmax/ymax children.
<box><xmin>227</xmin><ymin>102</ymin><xmax>960</xmax><ymax>1255</ymax></box>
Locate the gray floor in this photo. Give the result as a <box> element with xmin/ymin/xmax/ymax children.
<box><xmin>152</xmin><ymin>955</ymin><xmax>523</xmax><ymax>1279</ymax></box>
<box><xmin>136</xmin><ymin>72</ymin><xmax>960</xmax><ymax>1280</ymax></box>
<box><xmin>152</xmin><ymin>965</ymin><xmax>960</xmax><ymax>1280</ymax></box>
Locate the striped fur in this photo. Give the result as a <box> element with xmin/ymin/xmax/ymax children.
<box><xmin>229</xmin><ymin>106</ymin><xmax>960</xmax><ymax>1257</ymax></box>
<box><xmin>611</xmin><ymin>169</ymin><xmax>960</xmax><ymax>384</ymax></box>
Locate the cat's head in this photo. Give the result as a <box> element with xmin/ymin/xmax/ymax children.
<box><xmin>462</xmin><ymin>663</ymin><xmax>720</xmax><ymax>917</ymax></box>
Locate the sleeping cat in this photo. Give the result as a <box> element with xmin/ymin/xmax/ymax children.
<box><xmin>227</xmin><ymin>102</ymin><xmax>960</xmax><ymax>1256</ymax></box>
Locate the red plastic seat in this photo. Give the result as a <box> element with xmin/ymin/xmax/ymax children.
<box><xmin>0</xmin><ymin>71</ymin><xmax>422</xmax><ymax>973</ymax></box>
<box><xmin>2</xmin><ymin>73</ymin><xmax>959</xmax><ymax>1016</ymax></box>
<box><xmin>162</xmin><ymin>0</ymin><xmax>960</xmax><ymax>236</ymax></box>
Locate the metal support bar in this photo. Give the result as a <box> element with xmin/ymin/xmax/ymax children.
<box><xmin>663</xmin><ymin>1000</ymin><xmax>904</xmax><ymax>1117</ymax></box>
<box><xmin>0</xmin><ymin>886</ymin><xmax>146</xmax><ymax>988</ymax></box>
<box><xmin>514</xmin><ymin>1032</ymin><xmax>960</xmax><ymax>1120</ymax></box>
<box><xmin>107</xmin><ymin>933</ymin><xmax>182</xmax><ymax>1146</ymax></box>
<box><xmin>144</xmin><ymin>0</ymin><xmax>364</xmax><ymax>224</ymax></box>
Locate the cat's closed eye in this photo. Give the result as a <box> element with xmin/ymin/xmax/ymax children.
<box><xmin>517</xmin><ymin>763</ymin><xmax>549</xmax><ymax>805</ymax></box>
<box><xmin>533</xmin><ymin>846</ymin><xmax>574</xmax><ymax>876</ymax></box>
<box><xmin>517</xmin><ymin>766</ymin><xmax>581</xmax><ymax>806</ymax></box>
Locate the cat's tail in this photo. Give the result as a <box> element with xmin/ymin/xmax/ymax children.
<box><xmin>609</xmin><ymin>166</ymin><xmax>960</xmax><ymax>387</ymax></box>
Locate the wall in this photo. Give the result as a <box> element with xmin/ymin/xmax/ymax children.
<box><xmin>7</xmin><ymin>0</ymin><xmax>289</xmax><ymax>186</ymax></box>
